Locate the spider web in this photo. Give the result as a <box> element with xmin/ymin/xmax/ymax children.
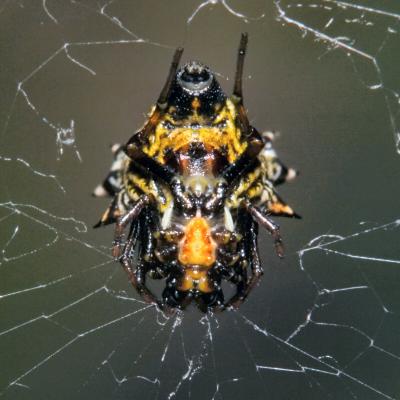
<box><xmin>1</xmin><ymin>1</ymin><xmax>400</xmax><ymax>399</ymax></box>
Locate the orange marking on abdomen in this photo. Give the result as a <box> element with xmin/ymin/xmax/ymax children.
<box><xmin>179</xmin><ymin>268</ymin><xmax>213</xmax><ymax>293</ymax></box>
<box><xmin>178</xmin><ymin>217</ymin><xmax>216</xmax><ymax>267</ymax></box>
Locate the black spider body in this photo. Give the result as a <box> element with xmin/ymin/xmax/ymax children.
<box><xmin>94</xmin><ymin>34</ymin><xmax>299</xmax><ymax>312</ymax></box>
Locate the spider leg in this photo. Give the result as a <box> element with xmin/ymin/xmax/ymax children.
<box><xmin>220</xmin><ymin>132</ymin><xmax>263</xmax><ymax>184</ymax></box>
<box><xmin>126</xmin><ymin>146</ymin><xmax>176</xmax><ymax>183</ymax></box>
<box><xmin>119</xmin><ymin>222</ymin><xmax>159</xmax><ymax>306</ymax></box>
<box><xmin>120</xmin><ymin>260</ymin><xmax>159</xmax><ymax>306</ymax></box>
<box><xmin>125</xmin><ymin>147</ymin><xmax>194</xmax><ymax>211</ymax></box>
<box><xmin>204</xmin><ymin>180</ymin><xmax>227</xmax><ymax>212</ymax></box>
<box><xmin>225</xmin><ymin>216</ymin><xmax>263</xmax><ymax>310</ymax></box>
<box><xmin>245</xmin><ymin>201</ymin><xmax>284</xmax><ymax>258</ymax></box>
<box><xmin>112</xmin><ymin>195</ymin><xmax>150</xmax><ymax>258</ymax></box>
<box><xmin>154</xmin><ymin>244</ymin><xmax>177</xmax><ymax>263</ymax></box>
<box><xmin>206</xmin><ymin>130</ymin><xmax>264</xmax><ymax>212</ymax></box>
<box><xmin>119</xmin><ymin>209</ymin><xmax>166</xmax><ymax>305</ymax></box>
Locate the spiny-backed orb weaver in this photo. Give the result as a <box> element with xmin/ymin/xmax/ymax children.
<box><xmin>94</xmin><ymin>34</ymin><xmax>299</xmax><ymax>312</ymax></box>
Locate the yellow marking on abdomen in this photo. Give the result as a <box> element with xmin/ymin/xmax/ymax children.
<box><xmin>144</xmin><ymin>100</ymin><xmax>247</xmax><ymax>164</ymax></box>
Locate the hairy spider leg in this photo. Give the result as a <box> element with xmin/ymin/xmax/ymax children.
<box><xmin>119</xmin><ymin>206</ymin><xmax>178</xmax><ymax>311</ymax></box>
<box><xmin>246</xmin><ymin>201</ymin><xmax>284</xmax><ymax>258</ymax></box>
<box><xmin>126</xmin><ymin>146</ymin><xmax>194</xmax><ymax>212</ymax></box>
<box><xmin>225</xmin><ymin>215</ymin><xmax>263</xmax><ymax>309</ymax></box>
<box><xmin>119</xmin><ymin>218</ymin><xmax>159</xmax><ymax>307</ymax></box>
<box><xmin>127</xmin><ymin>146</ymin><xmax>176</xmax><ymax>183</ymax></box>
<box><xmin>203</xmin><ymin>129</ymin><xmax>264</xmax><ymax>213</ymax></box>
<box><xmin>112</xmin><ymin>195</ymin><xmax>150</xmax><ymax>258</ymax></box>
<box><xmin>220</xmin><ymin>133</ymin><xmax>263</xmax><ymax>184</ymax></box>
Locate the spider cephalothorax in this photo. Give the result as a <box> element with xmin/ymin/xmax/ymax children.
<box><xmin>94</xmin><ymin>34</ymin><xmax>299</xmax><ymax>312</ymax></box>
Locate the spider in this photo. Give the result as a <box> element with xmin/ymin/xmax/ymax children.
<box><xmin>94</xmin><ymin>33</ymin><xmax>299</xmax><ymax>312</ymax></box>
